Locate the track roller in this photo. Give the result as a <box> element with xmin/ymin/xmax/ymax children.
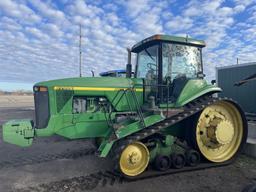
<box><xmin>185</xmin><ymin>149</ymin><xmax>200</xmax><ymax>167</ymax></box>
<box><xmin>154</xmin><ymin>155</ymin><xmax>172</xmax><ymax>171</ymax></box>
<box><xmin>171</xmin><ymin>153</ymin><xmax>186</xmax><ymax>169</ymax></box>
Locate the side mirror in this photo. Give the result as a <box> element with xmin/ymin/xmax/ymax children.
<box><xmin>197</xmin><ymin>71</ymin><xmax>206</xmax><ymax>79</ymax></box>
<box><xmin>165</xmin><ymin>76</ymin><xmax>171</xmax><ymax>84</ymax></box>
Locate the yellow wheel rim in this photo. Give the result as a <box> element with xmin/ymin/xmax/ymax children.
<box><xmin>196</xmin><ymin>100</ymin><xmax>243</xmax><ymax>162</ymax></box>
<box><xmin>119</xmin><ymin>142</ymin><xmax>149</xmax><ymax>176</ymax></box>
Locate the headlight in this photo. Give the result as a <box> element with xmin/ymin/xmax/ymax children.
<box><xmin>33</xmin><ymin>86</ymin><xmax>47</xmax><ymax>92</ymax></box>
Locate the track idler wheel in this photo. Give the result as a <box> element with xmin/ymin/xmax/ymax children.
<box><xmin>154</xmin><ymin>155</ymin><xmax>172</xmax><ymax>171</ymax></box>
<box><xmin>119</xmin><ymin>142</ymin><xmax>150</xmax><ymax>177</ymax></box>
<box><xmin>171</xmin><ymin>153</ymin><xmax>186</xmax><ymax>169</ymax></box>
<box><xmin>185</xmin><ymin>150</ymin><xmax>200</xmax><ymax>167</ymax></box>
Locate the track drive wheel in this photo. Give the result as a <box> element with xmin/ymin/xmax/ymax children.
<box><xmin>193</xmin><ymin>99</ymin><xmax>247</xmax><ymax>163</ymax></box>
<box><xmin>154</xmin><ymin>155</ymin><xmax>172</xmax><ymax>171</ymax></box>
<box><xmin>119</xmin><ymin>142</ymin><xmax>150</xmax><ymax>177</ymax></box>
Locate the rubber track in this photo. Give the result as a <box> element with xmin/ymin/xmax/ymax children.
<box><xmin>0</xmin><ymin>148</ymin><xmax>96</xmax><ymax>169</ymax></box>
<box><xmin>112</xmin><ymin>96</ymin><xmax>238</xmax><ymax>172</ymax></box>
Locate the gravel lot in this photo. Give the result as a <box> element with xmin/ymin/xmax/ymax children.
<box><xmin>0</xmin><ymin>96</ymin><xmax>255</xmax><ymax>192</ymax></box>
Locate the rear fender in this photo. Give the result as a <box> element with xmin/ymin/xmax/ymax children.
<box><xmin>175</xmin><ymin>79</ymin><xmax>222</xmax><ymax>107</ymax></box>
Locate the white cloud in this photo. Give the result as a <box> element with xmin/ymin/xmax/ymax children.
<box><xmin>44</xmin><ymin>23</ymin><xmax>63</xmax><ymax>38</ymax></box>
<box><xmin>67</xmin><ymin>0</ymin><xmax>103</xmax><ymax>18</ymax></box>
<box><xmin>124</xmin><ymin>0</ymin><xmax>149</xmax><ymax>18</ymax></box>
<box><xmin>0</xmin><ymin>0</ymin><xmax>255</xmax><ymax>86</ymax></box>
<box><xmin>28</xmin><ymin>0</ymin><xmax>66</xmax><ymax>24</ymax></box>
<box><xmin>166</xmin><ymin>16</ymin><xmax>193</xmax><ymax>32</ymax></box>
<box><xmin>0</xmin><ymin>0</ymin><xmax>41</xmax><ymax>24</ymax></box>
<box><xmin>234</xmin><ymin>0</ymin><xmax>255</xmax><ymax>6</ymax></box>
<box><xmin>203</xmin><ymin>0</ymin><xmax>223</xmax><ymax>13</ymax></box>
<box><xmin>234</xmin><ymin>5</ymin><xmax>246</xmax><ymax>13</ymax></box>
<box><xmin>25</xmin><ymin>27</ymin><xmax>49</xmax><ymax>40</ymax></box>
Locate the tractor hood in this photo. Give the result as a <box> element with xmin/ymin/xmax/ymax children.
<box><xmin>34</xmin><ymin>77</ymin><xmax>144</xmax><ymax>113</ymax></box>
<box><xmin>35</xmin><ymin>77</ymin><xmax>143</xmax><ymax>90</ymax></box>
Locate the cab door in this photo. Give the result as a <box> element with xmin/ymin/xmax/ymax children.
<box><xmin>136</xmin><ymin>44</ymin><xmax>159</xmax><ymax>102</ymax></box>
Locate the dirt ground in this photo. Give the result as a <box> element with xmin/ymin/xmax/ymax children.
<box><xmin>0</xmin><ymin>95</ymin><xmax>33</xmax><ymax>108</ymax></box>
<box><xmin>17</xmin><ymin>155</ymin><xmax>256</xmax><ymax>192</ymax></box>
<box><xmin>0</xmin><ymin>96</ymin><xmax>256</xmax><ymax>192</ymax></box>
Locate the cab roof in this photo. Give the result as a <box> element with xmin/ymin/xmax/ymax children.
<box><xmin>131</xmin><ymin>34</ymin><xmax>206</xmax><ymax>53</ymax></box>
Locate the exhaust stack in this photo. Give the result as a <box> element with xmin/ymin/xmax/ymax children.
<box><xmin>126</xmin><ymin>47</ymin><xmax>132</xmax><ymax>78</ymax></box>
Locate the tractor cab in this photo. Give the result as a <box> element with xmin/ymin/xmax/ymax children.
<box><xmin>130</xmin><ymin>34</ymin><xmax>205</xmax><ymax>105</ymax></box>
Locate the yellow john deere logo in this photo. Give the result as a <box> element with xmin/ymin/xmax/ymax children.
<box><xmin>54</xmin><ymin>86</ymin><xmax>143</xmax><ymax>92</ymax></box>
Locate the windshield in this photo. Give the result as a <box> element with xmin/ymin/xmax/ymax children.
<box><xmin>162</xmin><ymin>43</ymin><xmax>202</xmax><ymax>81</ymax></box>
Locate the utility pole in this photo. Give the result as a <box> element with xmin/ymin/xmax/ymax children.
<box><xmin>237</xmin><ymin>58</ymin><xmax>239</xmax><ymax>65</ymax></box>
<box><xmin>79</xmin><ymin>24</ymin><xmax>82</xmax><ymax>77</ymax></box>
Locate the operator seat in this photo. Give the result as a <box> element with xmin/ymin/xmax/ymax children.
<box><xmin>145</xmin><ymin>69</ymin><xmax>157</xmax><ymax>98</ymax></box>
<box><xmin>169</xmin><ymin>74</ymin><xmax>188</xmax><ymax>102</ymax></box>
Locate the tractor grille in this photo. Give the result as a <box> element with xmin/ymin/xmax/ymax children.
<box><xmin>34</xmin><ymin>89</ymin><xmax>50</xmax><ymax>129</ymax></box>
<box><xmin>56</xmin><ymin>90</ymin><xmax>73</xmax><ymax>113</ymax></box>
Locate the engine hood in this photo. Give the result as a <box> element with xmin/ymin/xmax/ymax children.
<box><xmin>35</xmin><ymin>77</ymin><xmax>143</xmax><ymax>90</ymax></box>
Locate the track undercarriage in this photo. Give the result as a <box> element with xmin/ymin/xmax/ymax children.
<box><xmin>110</xmin><ymin>95</ymin><xmax>248</xmax><ymax>178</ymax></box>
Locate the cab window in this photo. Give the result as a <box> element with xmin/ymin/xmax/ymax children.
<box><xmin>162</xmin><ymin>43</ymin><xmax>202</xmax><ymax>82</ymax></box>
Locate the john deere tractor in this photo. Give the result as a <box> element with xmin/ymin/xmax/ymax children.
<box><xmin>3</xmin><ymin>34</ymin><xmax>247</xmax><ymax>177</ymax></box>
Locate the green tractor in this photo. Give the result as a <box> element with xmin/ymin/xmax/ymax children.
<box><xmin>3</xmin><ymin>34</ymin><xmax>247</xmax><ymax>177</ymax></box>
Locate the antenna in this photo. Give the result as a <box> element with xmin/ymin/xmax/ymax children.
<box><xmin>79</xmin><ymin>24</ymin><xmax>82</xmax><ymax>77</ymax></box>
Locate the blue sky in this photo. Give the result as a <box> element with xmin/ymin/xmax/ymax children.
<box><xmin>0</xmin><ymin>0</ymin><xmax>255</xmax><ymax>91</ymax></box>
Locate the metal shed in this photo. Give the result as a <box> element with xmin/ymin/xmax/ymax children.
<box><xmin>216</xmin><ymin>62</ymin><xmax>256</xmax><ymax>115</ymax></box>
